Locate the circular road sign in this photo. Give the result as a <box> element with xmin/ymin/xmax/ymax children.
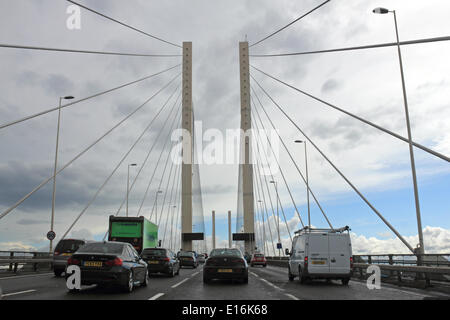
<box><xmin>47</xmin><ymin>231</ymin><xmax>56</xmax><ymax>241</ymax></box>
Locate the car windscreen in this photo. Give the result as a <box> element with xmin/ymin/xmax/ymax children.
<box><xmin>54</xmin><ymin>240</ymin><xmax>85</xmax><ymax>253</ymax></box>
<box><xmin>76</xmin><ymin>242</ymin><xmax>123</xmax><ymax>254</ymax></box>
<box><xmin>142</xmin><ymin>249</ymin><xmax>166</xmax><ymax>257</ymax></box>
<box><xmin>210</xmin><ymin>249</ymin><xmax>242</xmax><ymax>257</ymax></box>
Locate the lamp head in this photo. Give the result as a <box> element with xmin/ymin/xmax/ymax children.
<box><xmin>373</xmin><ymin>7</ymin><xmax>389</xmax><ymax>14</ymax></box>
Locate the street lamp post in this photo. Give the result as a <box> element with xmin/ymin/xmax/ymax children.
<box><xmin>295</xmin><ymin>140</ymin><xmax>310</xmax><ymax>228</ymax></box>
<box><xmin>126</xmin><ymin>163</ymin><xmax>137</xmax><ymax>217</ymax></box>
<box><xmin>49</xmin><ymin>95</ymin><xmax>74</xmax><ymax>253</ymax></box>
<box><xmin>270</xmin><ymin>180</ymin><xmax>281</xmax><ymax>257</ymax></box>
<box><xmin>155</xmin><ymin>190</ymin><xmax>163</xmax><ymax>224</ymax></box>
<box><xmin>373</xmin><ymin>7</ymin><xmax>425</xmax><ymax>255</ymax></box>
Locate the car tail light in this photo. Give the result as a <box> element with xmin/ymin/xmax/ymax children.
<box><xmin>350</xmin><ymin>257</ymin><xmax>353</xmax><ymax>269</ymax></box>
<box><xmin>105</xmin><ymin>257</ymin><xmax>123</xmax><ymax>267</ymax></box>
<box><xmin>54</xmin><ymin>251</ymin><xmax>60</xmax><ymax>256</ymax></box>
<box><xmin>67</xmin><ymin>257</ymin><xmax>80</xmax><ymax>265</ymax></box>
<box><xmin>304</xmin><ymin>256</ymin><xmax>308</xmax><ymax>270</ymax></box>
<box><xmin>163</xmin><ymin>257</ymin><xmax>170</xmax><ymax>261</ymax></box>
<box><xmin>232</xmin><ymin>259</ymin><xmax>245</xmax><ymax>264</ymax></box>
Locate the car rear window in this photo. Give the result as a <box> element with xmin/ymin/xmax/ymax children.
<box><xmin>210</xmin><ymin>249</ymin><xmax>241</xmax><ymax>257</ymax></box>
<box><xmin>54</xmin><ymin>240</ymin><xmax>85</xmax><ymax>253</ymax></box>
<box><xmin>77</xmin><ymin>242</ymin><xmax>123</xmax><ymax>254</ymax></box>
<box><xmin>142</xmin><ymin>249</ymin><xmax>166</xmax><ymax>257</ymax></box>
<box><xmin>254</xmin><ymin>254</ymin><xmax>264</xmax><ymax>257</ymax></box>
<box><xmin>179</xmin><ymin>252</ymin><xmax>194</xmax><ymax>257</ymax></box>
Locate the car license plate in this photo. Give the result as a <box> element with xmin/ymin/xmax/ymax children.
<box><xmin>148</xmin><ymin>261</ymin><xmax>159</xmax><ymax>264</ymax></box>
<box><xmin>61</xmin><ymin>253</ymin><xmax>72</xmax><ymax>256</ymax></box>
<box><xmin>84</xmin><ymin>261</ymin><xmax>102</xmax><ymax>267</ymax></box>
<box><xmin>217</xmin><ymin>269</ymin><xmax>233</xmax><ymax>273</ymax></box>
<box><xmin>311</xmin><ymin>260</ymin><xmax>326</xmax><ymax>265</ymax></box>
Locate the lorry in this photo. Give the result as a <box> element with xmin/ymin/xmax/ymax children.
<box><xmin>108</xmin><ymin>215</ymin><xmax>158</xmax><ymax>254</ymax></box>
<box><xmin>286</xmin><ymin>226</ymin><xmax>352</xmax><ymax>285</ymax></box>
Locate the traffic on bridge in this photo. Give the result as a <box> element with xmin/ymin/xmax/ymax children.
<box><xmin>0</xmin><ymin>0</ymin><xmax>449</xmax><ymax>314</ymax></box>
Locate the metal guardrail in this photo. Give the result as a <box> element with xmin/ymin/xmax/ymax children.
<box><xmin>0</xmin><ymin>251</ymin><xmax>53</xmax><ymax>274</ymax></box>
<box><xmin>264</xmin><ymin>254</ymin><xmax>450</xmax><ymax>288</ymax></box>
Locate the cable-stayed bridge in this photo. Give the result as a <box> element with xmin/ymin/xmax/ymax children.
<box><xmin>0</xmin><ymin>0</ymin><xmax>449</xmax><ymax>300</ymax></box>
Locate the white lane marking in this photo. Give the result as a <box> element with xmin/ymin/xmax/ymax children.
<box><xmin>250</xmin><ymin>272</ymin><xmax>259</xmax><ymax>278</ymax></box>
<box><xmin>148</xmin><ymin>293</ymin><xmax>165</xmax><ymax>300</ymax></box>
<box><xmin>0</xmin><ymin>273</ymin><xmax>53</xmax><ymax>281</ymax></box>
<box><xmin>171</xmin><ymin>277</ymin><xmax>190</xmax><ymax>288</ymax></box>
<box><xmin>259</xmin><ymin>277</ymin><xmax>283</xmax><ymax>291</ymax></box>
<box><xmin>284</xmin><ymin>293</ymin><xmax>300</xmax><ymax>300</ymax></box>
<box><xmin>191</xmin><ymin>272</ymin><xmax>199</xmax><ymax>277</ymax></box>
<box><xmin>2</xmin><ymin>289</ymin><xmax>36</xmax><ymax>297</ymax></box>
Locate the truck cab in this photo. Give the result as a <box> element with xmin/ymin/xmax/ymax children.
<box><xmin>286</xmin><ymin>226</ymin><xmax>352</xmax><ymax>285</ymax></box>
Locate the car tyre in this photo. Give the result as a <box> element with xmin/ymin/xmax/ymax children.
<box><xmin>169</xmin><ymin>267</ymin><xmax>175</xmax><ymax>277</ymax></box>
<box><xmin>263</xmin><ymin>264</ymin><xmax>267</xmax><ymax>268</ymax></box>
<box><xmin>54</xmin><ymin>269</ymin><xmax>63</xmax><ymax>277</ymax></box>
<box><xmin>299</xmin><ymin>267</ymin><xmax>307</xmax><ymax>284</ymax></box>
<box><xmin>123</xmin><ymin>271</ymin><xmax>134</xmax><ymax>293</ymax></box>
<box><xmin>288</xmin><ymin>267</ymin><xmax>295</xmax><ymax>281</ymax></box>
<box><xmin>141</xmin><ymin>270</ymin><xmax>149</xmax><ymax>287</ymax></box>
<box><xmin>242</xmin><ymin>276</ymin><xmax>248</xmax><ymax>284</ymax></box>
<box><xmin>203</xmin><ymin>276</ymin><xmax>210</xmax><ymax>284</ymax></box>
<box><xmin>250</xmin><ymin>263</ymin><xmax>254</xmax><ymax>267</ymax></box>
<box><xmin>341</xmin><ymin>278</ymin><xmax>350</xmax><ymax>286</ymax></box>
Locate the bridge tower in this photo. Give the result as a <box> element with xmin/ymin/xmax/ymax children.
<box><xmin>236</xmin><ymin>41</ymin><xmax>255</xmax><ymax>254</ymax></box>
<box><xmin>181</xmin><ymin>42</ymin><xmax>193</xmax><ymax>251</ymax></box>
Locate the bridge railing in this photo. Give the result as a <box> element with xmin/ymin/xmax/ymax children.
<box><xmin>0</xmin><ymin>251</ymin><xmax>53</xmax><ymax>274</ymax></box>
<box><xmin>264</xmin><ymin>254</ymin><xmax>450</xmax><ymax>289</ymax></box>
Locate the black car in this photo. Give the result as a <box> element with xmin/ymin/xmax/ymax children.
<box><xmin>178</xmin><ymin>251</ymin><xmax>198</xmax><ymax>268</ymax></box>
<box><xmin>66</xmin><ymin>241</ymin><xmax>148</xmax><ymax>292</ymax></box>
<box><xmin>203</xmin><ymin>248</ymin><xmax>248</xmax><ymax>284</ymax></box>
<box><xmin>141</xmin><ymin>248</ymin><xmax>180</xmax><ymax>277</ymax></box>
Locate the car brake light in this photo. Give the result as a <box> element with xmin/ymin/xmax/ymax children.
<box><xmin>350</xmin><ymin>257</ymin><xmax>353</xmax><ymax>269</ymax></box>
<box><xmin>304</xmin><ymin>256</ymin><xmax>308</xmax><ymax>270</ymax></box>
<box><xmin>232</xmin><ymin>259</ymin><xmax>245</xmax><ymax>264</ymax></box>
<box><xmin>105</xmin><ymin>257</ymin><xmax>123</xmax><ymax>267</ymax></box>
<box><xmin>163</xmin><ymin>257</ymin><xmax>170</xmax><ymax>261</ymax></box>
<box><xmin>67</xmin><ymin>257</ymin><xmax>80</xmax><ymax>265</ymax></box>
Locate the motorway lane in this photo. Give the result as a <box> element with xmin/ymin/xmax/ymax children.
<box><xmin>248</xmin><ymin>265</ymin><xmax>450</xmax><ymax>300</ymax></box>
<box><xmin>0</xmin><ymin>265</ymin><xmax>202</xmax><ymax>300</ymax></box>
<box><xmin>1</xmin><ymin>264</ymin><xmax>449</xmax><ymax>300</ymax></box>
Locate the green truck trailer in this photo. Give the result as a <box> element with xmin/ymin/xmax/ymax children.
<box><xmin>108</xmin><ymin>216</ymin><xmax>158</xmax><ymax>253</ymax></box>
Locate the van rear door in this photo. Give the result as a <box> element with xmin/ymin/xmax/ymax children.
<box><xmin>328</xmin><ymin>233</ymin><xmax>350</xmax><ymax>274</ymax></box>
<box><xmin>307</xmin><ymin>233</ymin><xmax>330</xmax><ymax>274</ymax></box>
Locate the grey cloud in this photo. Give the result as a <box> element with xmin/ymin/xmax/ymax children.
<box><xmin>321</xmin><ymin>78</ymin><xmax>339</xmax><ymax>93</ymax></box>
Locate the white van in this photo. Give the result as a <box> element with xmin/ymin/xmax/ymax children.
<box><xmin>286</xmin><ymin>226</ymin><xmax>353</xmax><ymax>285</ymax></box>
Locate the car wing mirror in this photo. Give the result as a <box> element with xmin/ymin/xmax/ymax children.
<box><xmin>285</xmin><ymin>248</ymin><xmax>290</xmax><ymax>256</ymax></box>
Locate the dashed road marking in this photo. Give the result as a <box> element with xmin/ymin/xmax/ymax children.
<box><xmin>284</xmin><ymin>293</ymin><xmax>300</xmax><ymax>300</ymax></box>
<box><xmin>2</xmin><ymin>289</ymin><xmax>36</xmax><ymax>297</ymax></box>
<box><xmin>191</xmin><ymin>272</ymin><xmax>199</xmax><ymax>277</ymax></box>
<box><xmin>259</xmin><ymin>277</ymin><xmax>283</xmax><ymax>291</ymax></box>
<box><xmin>171</xmin><ymin>277</ymin><xmax>190</xmax><ymax>288</ymax></box>
<box><xmin>148</xmin><ymin>292</ymin><xmax>165</xmax><ymax>300</ymax></box>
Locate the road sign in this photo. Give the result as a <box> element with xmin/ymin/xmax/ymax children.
<box><xmin>277</xmin><ymin>242</ymin><xmax>282</xmax><ymax>249</ymax></box>
<box><xmin>47</xmin><ymin>231</ymin><xmax>56</xmax><ymax>241</ymax></box>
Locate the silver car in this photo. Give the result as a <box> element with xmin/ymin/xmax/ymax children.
<box><xmin>53</xmin><ymin>239</ymin><xmax>87</xmax><ymax>276</ymax></box>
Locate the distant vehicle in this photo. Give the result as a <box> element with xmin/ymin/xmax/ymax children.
<box><xmin>66</xmin><ymin>241</ymin><xmax>148</xmax><ymax>292</ymax></box>
<box><xmin>142</xmin><ymin>248</ymin><xmax>180</xmax><ymax>277</ymax></box>
<box><xmin>286</xmin><ymin>226</ymin><xmax>352</xmax><ymax>285</ymax></box>
<box><xmin>178</xmin><ymin>251</ymin><xmax>198</xmax><ymax>268</ymax></box>
<box><xmin>250</xmin><ymin>253</ymin><xmax>267</xmax><ymax>267</ymax></box>
<box><xmin>108</xmin><ymin>215</ymin><xmax>158</xmax><ymax>254</ymax></box>
<box><xmin>53</xmin><ymin>239</ymin><xmax>88</xmax><ymax>277</ymax></box>
<box><xmin>244</xmin><ymin>252</ymin><xmax>252</xmax><ymax>263</ymax></box>
<box><xmin>203</xmin><ymin>248</ymin><xmax>248</xmax><ymax>284</ymax></box>
<box><xmin>197</xmin><ymin>254</ymin><xmax>206</xmax><ymax>263</ymax></box>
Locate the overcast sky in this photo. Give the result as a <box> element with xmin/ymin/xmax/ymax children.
<box><xmin>0</xmin><ymin>0</ymin><xmax>449</xmax><ymax>254</ymax></box>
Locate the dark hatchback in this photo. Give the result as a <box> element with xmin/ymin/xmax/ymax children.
<box><xmin>66</xmin><ymin>241</ymin><xmax>148</xmax><ymax>292</ymax></box>
<box><xmin>142</xmin><ymin>248</ymin><xmax>180</xmax><ymax>277</ymax></box>
<box><xmin>203</xmin><ymin>248</ymin><xmax>248</xmax><ymax>284</ymax></box>
<box><xmin>178</xmin><ymin>251</ymin><xmax>198</xmax><ymax>268</ymax></box>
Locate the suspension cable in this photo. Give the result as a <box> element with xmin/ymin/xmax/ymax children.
<box><xmin>250</xmin><ymin>35</ymin><xmax>450</xmax><ymax>57</ymax></box>
<box><xmin>0</xmin><ymin>43</ymin><xmax>182</xmax><ymax>57</ymax></box>
<box><xmin>66</xmin><ymin>0</ymin><xmax>181</xmax><ymax>49</ymax></box>
<box><xmin>61</xmin><ymin>83</ymin><xmax>180</xmax><ymax>238</ymax></box>
<box><xmin>251</xmin><ymin>66</ymin><xmax>450</xmax><ymax>162</ymax></box>
<box><xmin>251</xmin><ymin>85</ymin><xmax>333</xmax><ymax>227</ymax></box>
<box><xmin>251</xmin><ymin>72</ymin><xmax>415</xmax><ymax>253</ymax></box>
<box><xmin>0</xmin><ymin>73</ymin><xmax>180</xmax><ymax>221</ymax></box>
<box><xmin>0</xmin><ymin>64</ymin><xmax>180</xmax><ymax>130</ymax></box>
<box><xmin>162</xmin><ymin>164</ymin><xmax>180</xmax><ymax>245</ymax></box>
<box><xmin>252</xmin><ymin>117</ymin><xmax>293</xmax><ymax>242</ymax></box>
<box><xmin>249</xmin><ymin>0</ymin><xmax>331</xmax><ymax>48</ymax></box>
